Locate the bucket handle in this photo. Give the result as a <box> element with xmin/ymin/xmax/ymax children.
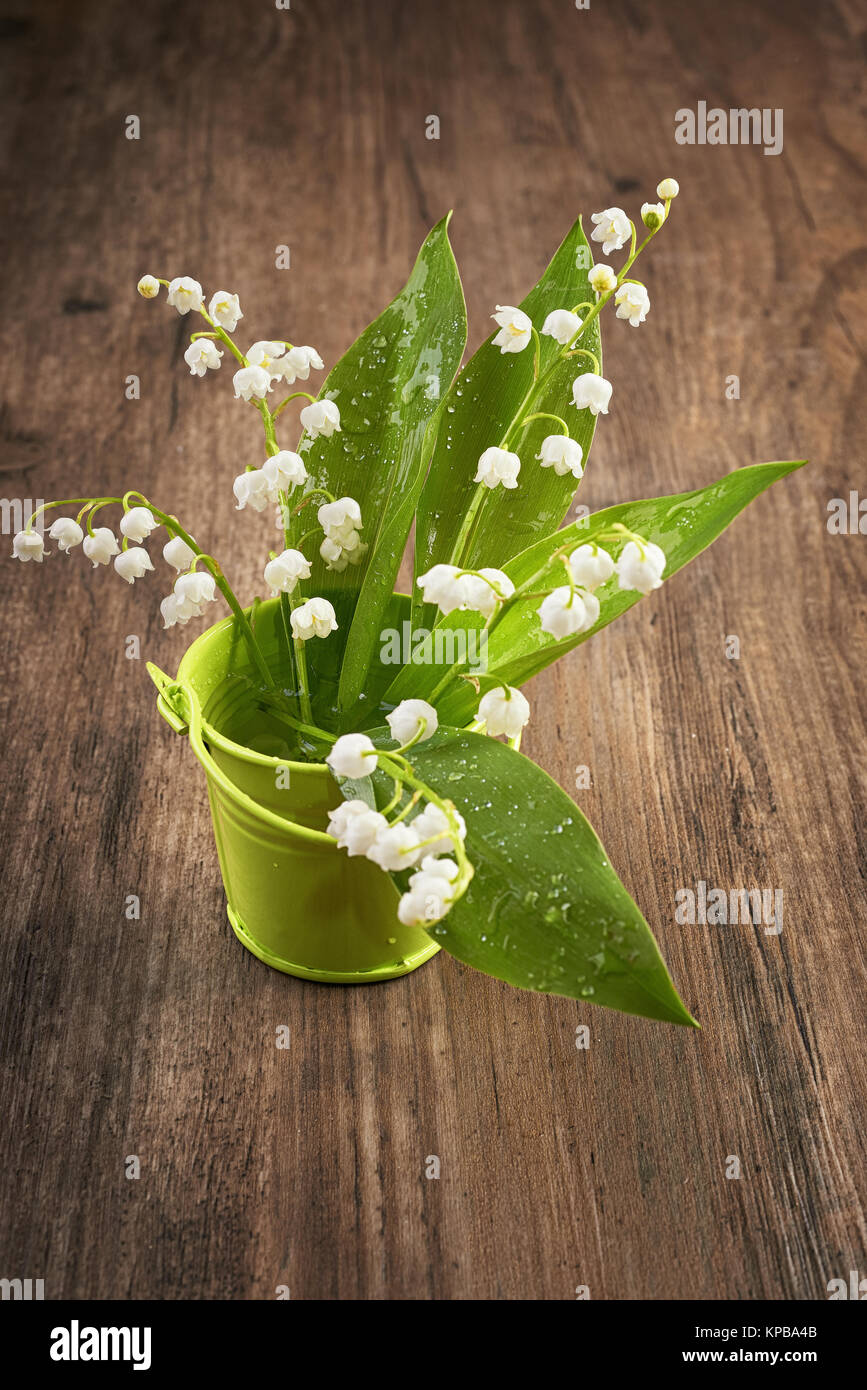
<box><xmin>146</xmin><ymin>663</ymin><xmax>336</xmax><ymax>848</ymax></box>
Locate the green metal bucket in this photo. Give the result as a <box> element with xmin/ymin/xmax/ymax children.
<box><xmin>147</xmin><ymin>598</ymin><xmax>440</xmax><ymax>983</ymax></box>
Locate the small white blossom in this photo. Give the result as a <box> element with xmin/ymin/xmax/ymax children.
<box><xmin>411</xmin><ymin>802</ymin><xmax>466</xmax><ymax>858</ymax></box>
<box><xmin>290</xmin><ymin>596</ymin><xmax>338</xmax><ymax>641</ymax></box>
<box><xmin>460</xmin><ymin>567</ymin><xmax>514</xmax><ymax>618</ymax></box>
<box><xmin>657</xmin><ymin>178</ymin><xmax>680</xmax><ymax>200</ymax></box>
<box><xmin>416</xmin><ymin>563</ymin><xmax>466</xmax><ymax>616</ymax></box>
<box><xmin>541</xmin><ymin>309</ymin><xmax>582</xmax><ymax>346</ymax></box>
<box><xmin>572</xmin><ymin>372</ymin><xmax>612</xmax><ymax>416</ymax></box>
<box><xmin>640</xmin><ymin>201</ymin><xmax>666</xmax><ymax>230</ymax></box>
<box><xmin>263</xmin><ymin>450</ymin><xmax>307</xmax><ymax>493</ymax></box>
<box><xmin>82</xmin><ymin>527</ymin><xmax>119</xmax><ymax>567</ymax></box>
<box><xmin>184</xmin><ymin>339</ymin><xmax>223</xmax><ymax>376</ymax></box>
<box><xmin>588</xmin><ymin>263</ymin><xmax>617</xmax><ymax>294</ymax></box>
<box><xmin>233</xmin><ymin>365</ymin><xmax>272</xmax><ymax>401</ymax></box>
<box><xmin>160</xmin><ymin>594</ymin><xmax>187</xmax><ymax>628</ymax></box>
<box><xmin>319</xmin><ymin>537</ymin><xmax>348</xmax><ymax>572</ymax></box>
<box><xmin>614</xmin><ymin>282</ymin><xmax>650</xmax><ymax>327</ymax></box>
<box><xmin>12</xmin><ymin>529</ymin><xmax>45</xmax><ymax>562</ymax></box>
<box><xmin>327</xmin><ymin>733</ymin><xmax>378</xmax><ymax>780</ymax></box>
<box><xmin>208</xmin><ymin>291</ymin><xmax>242</xmax><ymax>332</ymax></box>
<box><xmin>163</xmin><ymin>535</ymin><xmax>197</xmax><ymax>571</ymax></box>
<box><xmin>491</xmin><ymin>304</ymin><xmax>532</xmax><ymax>354</ymax></box>
<box><xmin>318</xmin><ymin>497</ymin><xmax>362</xmax><ymax>535</ymax></box>
<box><xmin>48</xmin><ymin>518</ymin><xmax>84</xmax><ymax>552</ymax></box>
<box><xmin>474</xmin><ymin>446</ymin><xmax>520</xmax><ymax>490</ymax></box>
<box><xmin>300</xmin><ymin>399</ymin><xmax>341</xmax><ymax>438</ymax></box>
<box><xmin>568</xmin><ymin>543</ymin><xmax>615</xmax><ymax>590</ymax></box>
<box><xmin>616</xmin><ymin>540</ymin><xmax>666</xmax><ymax>594</ymax></box>
<box><xmin>327</xmin><ymin>799</ymin><xmax>387</xmax><ymax>855</ymax></box>
<box><xmin>477</xmin><ymin>686</ymin><xmax>530</xmax><ymax>740</ymax></box>
<box><xmin>120</xmin><ymin>507</ymin><xmax>158</xmax><ymax>542</ymax></box>
<box><xmin>386</xmin><ymin>699</ymin><xmax>438</xmax><ymax>746</ymax></box>
<box><xmin>166</xmin><ymin>277</ymin><xmax>204</xmax><ymax>315</ymax></box>
<box><xmin>590</xmin><ymin>207</ymin><xmax>631</xmax><ymax>256</ymax></box>
<box><xmin>233</xmin><ymin>469</ymin><xmax>271</xmax><ymax>512</ymax></box>
<box><xmin>281</xmin><ymin>345</ymin><xmax>325</xmax><ymax>382</ymax></box>
<box><xmin>246</xmin><ymin>341</ymin><xmax>286</xmax><ymax>378</ymax></box>
<box><xmin>114</xmin><ymin>547</ymin><xmax>155</xmax><ymax>584</ymax></box>
<box><xmin>137</xmin><ymin>275</ymin><xmax>160</xmax><ymax>299</ymax></box>
<box><xmin>538</xmin><ymin>585</ymin><xmax>600</xmax><ymax>639</ymax></box>
<box><xmin>174</xmin><ymin>571</ymin><xmax>217</xmax><ymax>610</ymax></box>
<box><xmin>536</xmin><ymin>435</ymin><xmax>584</xmax><ymax>479</ymax></box>
<box><xmin>366</xmin><ymin>822</ymin><xmax>422</xmax><ymax>872</ymax></box>
<box><xmin>263</xmin><ymin>548</ymin><xmax>311</xmax><ymax>596</ymax></box>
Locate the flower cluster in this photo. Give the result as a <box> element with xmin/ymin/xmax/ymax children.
<box><xmin>318</xmin><ymin>498</ymin><xmax>367</xmax><ymax>572</ymax></box>
<box><xmin>417</xmin><ymin>563</ymin><xmax>514</xmax><ymax>618</ymax></box>
<box><xmin>325</xmin><ymin>699</ymin><xmax>470</xmax><ymax>928</ymax></box>
<box><xmin>233</xmin><ymin>452</ymin><xmax>308</xmax><ymax>512</ymax></box>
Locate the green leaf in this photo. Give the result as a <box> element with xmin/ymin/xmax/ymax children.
<box><xmin>362</xmin><ymin>728</ymin><xmax>696</xmax><ymax>1025</ymax></box>
<box><xmin>412</xmin><ymin>215</ymin><xmax>601</xmax><ymax>624</ymax></box>
<box><xmin>372</xmin><ymin>458</ymin><xmax>805</xmax><ymax>727</ymax></box>
<box><xmin>293</xmin><ymin>215</ymin><xmax>467</xmax><ymax>724</ymax></box>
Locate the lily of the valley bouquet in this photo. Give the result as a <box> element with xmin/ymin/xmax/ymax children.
<box><xmin>13</xmin><ymin>180</ymin><xmax>803</xmax><ymax>1025</ymax></box>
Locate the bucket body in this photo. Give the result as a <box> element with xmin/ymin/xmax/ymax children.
<box><xmin>152</xmin><ymin>598</ymin><xmax>439</xmax><ymax>983</ymax></box>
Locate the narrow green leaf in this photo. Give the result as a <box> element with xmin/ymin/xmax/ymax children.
<box><xmin>371</xmin><ymin>459</ymin><xmax>805</xmax><ymax>726</ymax></box>
<box><xmin>362</xmin><ymin>728</ymin><xmax>696</xmax><ymax>1025</ymax></box>
<box><xmin>412</xmin><ymin>215</ymin><xmax>602</xmax><ymax>624</ymax></box>
<box><xmin>294</xmin><ymin>215</ymin><xmax>466</xmax><ymax>724</ymax></box>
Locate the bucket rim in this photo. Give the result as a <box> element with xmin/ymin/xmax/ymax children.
<box><xmin>175</xmin><ymin>598</ymin><xmax>334</xmax><ymax>775</ymax></box>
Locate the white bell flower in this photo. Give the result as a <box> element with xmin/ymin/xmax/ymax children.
<box><xmin>183</xmin><ymin>339</ymin><xmax>223</xmax><ymax>376</ymax></box>
<box><xmin>281</xmin><ymin>345</ymin><xmax>325</xmax><ymax>382</ymax></box>
<box><xmin>327</xmin><ymin>799</ymin><xmax>387</xmax><ymax>855</ymax></box>
<box><xmin>416</xmin><ymin>563</ymin><xmax>467</xmax><ymax>616</ymax></box>
<box><xmin>163</xmin><ymin>535</ymin><xmax>197</xmax><ymax>571</ymax></box>
<box><xmin>616</xmin><ymin>540</ymin><xmax>666</xmax><ymax>594</ymax></box>
<box><xmin>397</xmin><ymin>880</ymin><xmax>452</xmax><ymax>926</ymax></box>
<box><xmin>137</xmin><ymin>275</ymin><xmax>160</xmax><ymax>299</ymax></box>
<box><xmin>114</xmin><ymin>547</ymin><xmax>155</xmax><ymax>584</ymax></box>
<box><xmin>166</xmin><ymin>277</ymin><xmax>204</xmax><ymax>315</ymax></box>
<box><xmin>588</xmin><ymin>263</ymin><xmax>617</xmax><ymax>294</ymax></box>
<box><xmin>477</xmin><ymin>686</ymin><xmax>530</xmax><ymax>739</ymax></box>
<box><xmin>416</xmin><ymin>855</ymin><xmax>459</xmax><ymax>882</ymax></box>
<box><xmin>366</xmin><ymin>822</ymin><xmax>422</xmax><ymax>872</ymax></box>
<box><xmin>327</xmin><ymin>733</ymin><xmax>378</xmax><ymax>780</ymax></box>
<box><xmin>290</xmin><ymin>596</ymin><xmax>338</xmax><ymax>641</ymax></box>
<box><xmin>174</xmin><ymin>571</ymin><xmax>217</xmax><ymax>609</ymax></box>
<box><xmin>233</xmin><ymin>365</ymin><xmax>272</xmax><ymax>401</ymax></box>
<box><xmin>233</xmin><ymin>469</ymin><xmax>271</xmax><ymax>512</ymax></box>
<box><xmin>590</xmin><ymin>208</ymin><xmax>631</xmax><ymax>256</ymax></box>
<box><xmin>411</xmin><ymin>801</ymin><xmax>467</xmax><ymax>858</ymax></box>
<box><xmin>657</xmin><ymin>178</ymin><xmax>679</xmax><ymax>200</ymax></box>
<box><xmin>386</xmin><ymin>699</ymin><xmax>438</xmax><ymax>745</ymax></box>
<box><xmin>82</xmin><ymin>527</ymin><xmax>119</xmax><ymax>567</ymax></box>
<box><xmin>572</xmin><ymin>372</ymin><xmax>613</xmax><ymax>415</ymax></box>
<box><xmin>541</xmin><ymin>308</ymin><xmax>582</xmax><ymax>345</ymax></box>
<box><xmin>568</xmin><ymin>543</ymin><xmax>615</xmax><ymax>589</ymax></box>
<box><xmin>460</xmin><ymin>567</ymin><xmax>514</xmax><ymax>618</ymax></box>
<box><xmin>318</xmin><ymin>498</ymin><xmax>362</xmax><ymax>534</ymax></box>
<box><xmin>474</xmin><ymin>446</ymin><xmax>520</xmax><ymax>490</ymax></box>
<box><xmin>536</xmin><ymin>434</ymin><xmax>584</xmax><ymax>479</ymax></box>
<box><xmin>263</xmin><ymin>548</ymin><xmax>311</xmax><ymax>596</ymax></box>
<box><xmin>491</xmin><ymin>304</ymin><xmax>532</xmax><ymax>354</ymax></box>
<box><xmin>640</xmin><ymin>201</ymin><xmax>666</xmax><ymax>230</ymax></box>
<box><xmin>48</xmin><ymin>518</ymin><xmax>84</xmax><ymax>552</ymax></box>
<box><xmin>12</xmin><ymin>529</ymin><xmax>46</xmax><ymax>562</ymax></box>
<box><xmin>319</xmin><ymin>537</ymin><xmax>348</xmax><ymax>572</ymax></box>
<box><xmin>160</xmin><ymin>594</ymin><xmax>186</xmax><ymax>628</ymax></box>
<box><xmin>120</xmin><ymin>506</ymin><xmax>158</xmax><ymax>542</ymax></box>
<box><xmin>263</xmin><ymin>450</ymin><xmax>307</xmax><ymax>493</ymax></box>
<box><xmin>614</xmin><ymin>282</ymin><xmax>650</xmax><ymax>326</ymax></box>
<box><xmin>538</xmin><ymin>585</ymin><xmax>600</xmax><ymax>638</ymax></box>
<box><xmin>208</xmin><ymin>291</ymin><xmax>242</xmax><ymax>332</ymax></box>
<box><xmin>300</xmin><ymin>399</ymin><xmax>341</xmax><ymax>438</ymax></box>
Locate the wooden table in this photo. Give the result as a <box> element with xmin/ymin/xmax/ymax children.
<box><xmin>1</xmin><ymin>0</ymin><xmax>864</xmax><ymax>1301</ymax></box>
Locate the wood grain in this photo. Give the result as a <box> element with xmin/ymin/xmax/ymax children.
<box><xmin>1</xmin><ymin>0</ymin><xmax>865</xmax><ymax>1301</ymax></box>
